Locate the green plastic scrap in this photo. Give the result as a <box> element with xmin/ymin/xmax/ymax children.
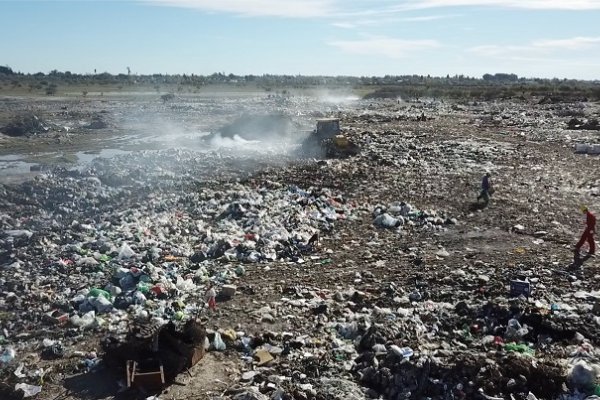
<box><xmin>137</xmin><ymin>282</ymin><xmax>150</xmax><ymax>293</ymax></box>
<box><xmin>504</xmin><ymin>343</ymin><xmax>534</xmax><ymax>355</ymax></box>
<box><xmin>88</xmin><ymin>288</ymin><xmax>112</xmax><ymax>300</ymax></box>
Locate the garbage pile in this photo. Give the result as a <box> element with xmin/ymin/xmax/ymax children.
<box><xmin>568</xmin><ymin>118</ymin><xmax>600</xmax><ymax>131</ymax></box>
<box><xmin>1</xmin><ymin>95</ymin><xmax>600</xmax><ymax>399</ymax></box>
<box><xmin>1</xmin><ymin>113</ymin><xmax>51</xmax><ymax>137</ymax></box>
<box><xmin>0</xmin><ymin>148</ymin><xmax>354</xmax><ymax>393</ymax></box>
<box><xmin>574</xmin><ymin>143</ymin><xmax>600</xmax><ymax>155</ymax></box>
<box><xmin>208</xmin><ymin>273</ymin><xmax>600</xmax><ymax>400</ymax></box>
<box><xmin>83</xmin><ymin>116</ymin><xmax>108</xmax><ymax>130</ymax></box>
<box><xmin>372</xmin><ymin>202</ymin><xmax>457</xmax><ymax>230</ymax></box>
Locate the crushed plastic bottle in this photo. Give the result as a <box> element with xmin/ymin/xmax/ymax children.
<box><xmin>399</xmin><ymin>347</ymin><xmax>414</xmax><ymax>359</ymax></box>
<box><xmin>390</xmin><ymin>345</ymin><xmax>414</xmax><ymax>359</ymax></box>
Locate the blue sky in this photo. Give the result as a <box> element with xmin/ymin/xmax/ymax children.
<box><xmin>1</xmin><ymin>0</ymin><xmax>600</xmax><ymax>79</ymax></box>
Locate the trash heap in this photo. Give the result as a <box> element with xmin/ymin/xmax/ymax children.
<box><xmin>0</xmin><ymin>149</ymin><xmax>355</xmax><ymax>395</ymax></box>
<box><xmin>0</xmin><ymin>113</ymin><xmax>51</xmax><ymax>137</ymax></box>
<box><xmin>211</xmin><ymin>277</ymin><xmax>600</xmax><ymax>400</ymax></box>
<box><xmin>1</xmin><ymin>95</ymin><xmax>600</xmax><ymax>399</ymax></box>
<box><xmin>372</xmin><ymin>202</ymin><xmax>457</xmax><ymax>230</ymax></box>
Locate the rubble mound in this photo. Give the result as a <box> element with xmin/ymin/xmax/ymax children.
<box><xmin>539</xmin><ymin>95</ymin><xmax>588</xmax><ymax>105</ymax></box>
<box><xmin>567</xmin><ymin>118</ymin><xmax>600</xmax><ymax>130</ymax></box>
<box><xmin>84</xmin><ymin>116</ymin><xmax>108</xmax><ymax>130</ymax></box>
<box><xmin>161</xmin><ymin>93</ymin><xmax>175</xmax><ymax>102</ymax></box>
<box><xmin>1</xmin><ymin>113</ymin><xmax>50</xmax><ymax>137</ymax></box>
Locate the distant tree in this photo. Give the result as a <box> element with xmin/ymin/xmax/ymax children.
<box><xmin>483</xmin><ymin>73</ymin><xmax>519</xmax><ymax>82</ymax></box>
<box><xmin>0</xmin><ymin>65</ymin><xmax>14</xmax><ymax>75</ymax></box>
<box><xmin>127</xmin><ymin>66</ymin><xmax>131</xmax><ymax>75</ymax></box>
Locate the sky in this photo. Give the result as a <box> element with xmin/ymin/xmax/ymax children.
<box><xmin>1</xmin><ymin>0</ymin><xmax>600</xmax><ymax>80</ymax></box>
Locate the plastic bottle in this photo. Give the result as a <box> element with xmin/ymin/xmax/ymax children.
<box><xmin>400</xmin><ymin>347</ymin><xmax>414</xmax><ymax>359</ymax></box>
<box><xmin>241</xmin><ymin>337</ymin><xmax>252</xmax><ymax>354</ymax></box>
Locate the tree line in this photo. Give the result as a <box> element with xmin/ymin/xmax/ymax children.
<box><xmin>1</xmin><ymin>65</ymin><xmax>599</xmax><ymax>100</ymax></box>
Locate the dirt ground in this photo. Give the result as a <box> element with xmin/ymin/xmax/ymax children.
<box><xmin>1</xmin><ymin>93</ymin><xmax>600</xmax><ymax>400</ymax></box>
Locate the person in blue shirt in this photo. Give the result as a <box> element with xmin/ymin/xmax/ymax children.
<box><xmin>477</xmin><ymin>172</ymin><xmax>492</xmax><ymax>205</ymax></box>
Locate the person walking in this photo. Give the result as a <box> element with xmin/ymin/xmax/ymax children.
<box><xmin>477</xmin><ymin>172</ymin><xmax>493</xmax><ymax>205</ymax></box>
<box><xmin>575</xmin><ymin>205</ymin><xmax>596</xmax><ymax>256</ymax></box>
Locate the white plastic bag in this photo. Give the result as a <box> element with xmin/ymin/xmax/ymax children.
<box><xmin>117</xmin><ymin>243</ymin><xmax>136</xmax><ymax>260</ymax></box>
<box><xmin>213</xmin><ymin>332</ymin><xmax>226</xmax><ymax>351</ymax></box>
<box><xmin>15</xmin><ymin>383</ymin><xmax>42</xmax><ymax>397</ymax></box>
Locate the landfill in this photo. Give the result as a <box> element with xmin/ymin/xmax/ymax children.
<box><xmin>1</xmin><ymin>95</ymin><xmax>600</xmax><ymax>399</ymax></box>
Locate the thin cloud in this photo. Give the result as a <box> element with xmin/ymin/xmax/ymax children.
<box><xmin>533</xmin><ymin>36</ymin><xmax>600</xmax><ymax>50</ymax></box>
<box><xmin>143</xmin><ymin>0</ymin><xmax>336</xmax><ymax>18</ymax></box>
<box><xmin>468</xmin><ymin>44</ymin><xmax>528</xmax><ymax>57</ymax></box>
<box><xmin>331</xmin><ymin>22</ymin><xmax>357</xmax><ymax>29</ymax></box>
<box><xmin>331</xmin><ymin>13</ymin><xmax>458</xmax><ymax>30</ymax></box>
<box><xmin>409</xmin><ymin>0</ymin><xmax>600</xmax><ymax>10</ymax></box>
<box><xmin>401</xmin><ymin>14</ymin><xmax>460</xmax><ymax>21</ymax></box>
<box><xmin>142</xmin><ymin>1</ymin><xmax>600</xmax><ymax>20</ymax></box>
<box><xmin>329</xmin><ymin>36</ymin><xmax>440</xmax><ymax>58</ymax></box>
<box><xmin>326</xmin><ymin>0</ymin><xmax>600</xmax><ymax>20</ymax></box>
<box><xmin>469</xmin><ymin>36</ymin><xmax>600</xmax><ymax>58</ymax></box>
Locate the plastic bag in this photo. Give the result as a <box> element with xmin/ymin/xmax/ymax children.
<box><xmin>213</xmin><ymin>332</ymin><xmax>226</xmax><ymax>351</ymax></box>
<box><xmin>117</xmin><ymin>243</ymin><xmax>136</xmax><ymax>260</ymax></box>
<box><xmin>373</xmin><ymin>213</ymin><xmax>401</xmax><ymax>229</ymax></box>
<box><xmin>15</xmin><ymin>383</ymin><xmax>42</xmax><ymax>398</ymax></box>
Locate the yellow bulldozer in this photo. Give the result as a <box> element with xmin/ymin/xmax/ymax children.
<box><xmin>300</xmin><ymin>118</ymin><xmax>359</xmax><ymax>158</ymax></box>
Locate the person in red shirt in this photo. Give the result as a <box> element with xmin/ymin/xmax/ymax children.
<box><xmin>575</xmin><ymin>206</ymin><xmax>596</xmax><ymax>256</ymax></box>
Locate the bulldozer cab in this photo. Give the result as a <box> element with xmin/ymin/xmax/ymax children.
<box><xmin>315</xmin><ymin>118</ymin><xmax>340</xmax><ymax>138</ymax></box>
<box><xmin>300</xmin><ymin>117</ymin><xmax>358</xmax><ymax>158</ymax></box>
